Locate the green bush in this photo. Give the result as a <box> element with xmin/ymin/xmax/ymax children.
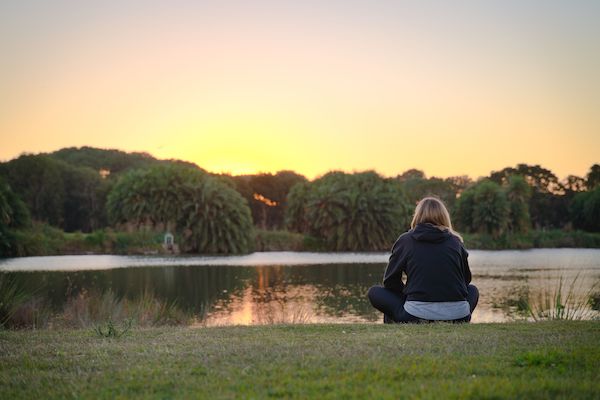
<box><xmin>2</xmin><ymin>226</ymin><xmax>165</xmax><ymax>257</ymax></box>
<box><xmin>9</xmin><ymin>224</ymin><xmax>68</xmax><ymax>256</ymax></box>
<box><xmin>83</xmin><ymin>229</ymin><xmax>108</xmax><ymax>249</ymax></box>
<box><xmin>254</xmin><ymin>229</ymin><xmax>305</xmax><ymax>251</ymax></box>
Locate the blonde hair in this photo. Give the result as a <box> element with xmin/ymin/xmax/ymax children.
<box><xmin>410</xmin><ymin>197</ymin><xmax>463</xmax><ymax>242</ymax></box>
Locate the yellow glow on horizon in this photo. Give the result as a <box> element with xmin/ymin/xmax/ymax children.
<box><xmin>0</xmin><ymin>2</ymin><xmax>598</xmax><ymax>180</ymax></box>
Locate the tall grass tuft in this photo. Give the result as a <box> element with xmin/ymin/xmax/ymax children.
<box><xmin>525</xmin><ymin>274</ymin><xmax>598</xmax><ymax>321</ymax></box>
<box><xmin>8</xmin><ymin>297</ymin><xmax>53</xmax><ymax>329</ymax></box>
<box><xmin>61</xmin><ymin>288</ymin><xmax>193</xmax><ymax>328</ymax></box>
<box><xmin>0</xmin><ymin>274</ymin><xmax>31</xmax><ymax>328</ymax></box>
<box><xmin>126</xmin><ymin>288</ymin><xmax>191</xmax><ymax>326</ymax></box>
<box><xmin>61</xmin><ymin>289</ymin><xmax>123</xmax><ymax>327</ymax></box>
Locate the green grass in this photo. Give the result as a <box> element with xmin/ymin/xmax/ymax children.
<box><xmin>1</xmin><ymin>321</ymin><xmax>599</xmax><ymax>399</ymax></box>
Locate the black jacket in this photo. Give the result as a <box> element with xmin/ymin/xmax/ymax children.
<box><xmin>383</xmin><ymin>223</ymin><xmax>471</xmax><ymax>302</ymax></box>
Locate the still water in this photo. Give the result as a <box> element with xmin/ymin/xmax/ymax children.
<box><xmin>1</xmin><ymin>249</ymin><xmax>599</xmax><ymax>324</ymax></box>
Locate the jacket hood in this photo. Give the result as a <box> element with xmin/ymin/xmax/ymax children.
<box><xmin>410</xmin><ymin>223</ymin><xmax>453</xmax><ymax>243</ymax></box>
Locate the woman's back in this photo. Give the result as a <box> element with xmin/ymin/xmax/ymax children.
<box><xmin>384</xmin><ymin>223</ymin><xmax>471</xmax><ymax>302</ymax></box>
<box><xmin>367</xmin><ymin>196</ymin><xmax>478</xmax><ymax>323</ymax></box>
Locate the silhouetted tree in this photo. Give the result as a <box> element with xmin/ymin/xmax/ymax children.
<box><xmin>62</xmin><ymin>164</ymin><xmax>107</xmax><ymax>232</ymax></box>
<box><xmin>0</xmin><ymin>180</ymin><xmax>30</xmax><ymax>229</ymax></box>
<box><xmin>398</xmin><ymin>176</ymin><xmax>458</xmax><ymax>211</ymax></box>
<box><xmin>490</xmin><ymin>164</ymin><xmax>560</xmax><ymax>193</ymax></box>
<box><xmin>231</xmin><ymin>171</ymin><xmax>307</xmax><ymax>230</ymax></box>
<box><xmin>505</xmin><ymin>175</ymin><xmax>531</xmax><ymax>233</ymax></box>
<box><xmin>489</xmin><ymin>164</ymin><xmax>565</xmax><ymax>228</ymax></box>
<box><xmin>0</xmin><ymin>154</ymin><xmax>111</xmax><ymax>232</ymax></box>
<box><xmin>562</xmin><ymin>175</ymin><xmax>586</xmax><ymax>193</ymax></box>
<box><xmin>397</xmin><ymin>169</ymin><xmax>426</xmax><ymax>181</ymax></box>
<box><xmin>0</xmin><ymin>155</ymin><xmax>66</xmax><ymax>227</ymax></box>
<box><xmin>445</xmin><ymin>175</ymin><xmax>473</xmax><ymax>197</ymax></box>
<box><xmin>455</xmin><ymin>188</ymin><xmax>476</xmax><ymax>232</ymax></box>
<box><xmin>587</xmin><ymin>164</ymin><xmax>600</xmax><ymax>190</ymax></box>
<box><xmin>456</xmin><ymin>180</ymin><xmax>509</xmax><ymax>237</ymax></box>
<box><xmin>51</xmin><ymin>146</ymin><xmax>202</xmax><ymax>176</ymax></box>
<box><xmin>0</xmin><ymin>179</ymin><xmax>30</xmax><ymax>256</ymax></box>
<box><xmin>570</xmin><ymin>187</ymin><xmax>600</xmax><ymax>232</ymax></box>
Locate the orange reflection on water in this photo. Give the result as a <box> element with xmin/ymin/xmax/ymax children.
<box><xmin>202</xmin><ymin>285</ymin><xmax>310</xmax><ymax>326</ymax></box>
<box><xmin>201</xmin><ymin>266</ymin><xmax>372</xmax><ymax>326</ymax></box>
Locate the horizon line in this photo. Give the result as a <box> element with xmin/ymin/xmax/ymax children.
<box><xmin>1</xmin><ymin>145</ymin><xmax>596</xmax><ymax>182</ymax></box>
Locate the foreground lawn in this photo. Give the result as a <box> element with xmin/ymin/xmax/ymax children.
<box><xmin>1</xmin><ymin>322</ymin><xmax>599</xmax><ymax>399</ymax></box>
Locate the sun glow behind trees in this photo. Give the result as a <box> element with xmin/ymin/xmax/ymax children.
<box><xmin>0</xmin><ymin>1</ymin><xmax>599</xmax><ymax>179</ymax></box>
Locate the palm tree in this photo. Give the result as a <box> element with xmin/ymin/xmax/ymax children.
<box><xmin>107</xmin><ymin>165</ymin><xmax>253</xmax><ymax>254</ymax></box>
<box><xmin>179</xmin><ymin>178</ymin><xmax>253</xmax><ymax>254</ymax></box>
<box><xmin>286</xmin><ymin>171</ymin><xmax>410</xmax><ymax>251</ymax></box>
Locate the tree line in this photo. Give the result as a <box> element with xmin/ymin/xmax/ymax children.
<box><xmin>1</xmin><ymin>147</ymin><xmax>599</xmax><ymax>255</ymax></box>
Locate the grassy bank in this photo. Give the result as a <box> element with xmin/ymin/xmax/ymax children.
<box><xmin>3</xmin><ymin>224</ymin><xmax>165</xmax><ymax>257</ymax></box>
<box><xmin>257</xmin><ymin>229</ymin><xmax>600</xmax><ymax>251</ymax></box>
<box><xmin>1</xmin><ymin>321</ymin><xmax>599</xmax><ymax>399</ymax></box>
<box><xmin>3</xmin><ymin>226</ymin><xmax>600</xmax><ymax>257</ymax></box>
<box><xmin>463</xmin><ymin>230</ymin><xmax>600</xmax><ymax>250</ymax></box>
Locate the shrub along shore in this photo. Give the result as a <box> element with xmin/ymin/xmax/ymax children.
<box><xmin>1</xmin><ymin>321</ymin><xmax>599</xmax><ymax>399</ymax></box>
<box><xmin>3</xmin><ymin>225</ymin><xmax>600</xmax><ymax>257</ymax></box>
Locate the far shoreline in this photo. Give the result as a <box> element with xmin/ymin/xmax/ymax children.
<box><xmin>2</xmin><ymin>226</ymin><xmax>600</xmax><ymax>259</ymax></box>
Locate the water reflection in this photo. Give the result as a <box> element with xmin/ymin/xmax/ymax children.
<box><xmin>6</xmin><ymin>264</ymin><xmax>387</xmax><ymax>325</ymax></box>
<box><xmin>202</xmin><ymin>265</ymin><xmax>383</xmax><ymax>325</ymax></box>
<box><xmin>3</xmin><ymin>249</ymin><xmax>600</xmax><ymax>325</ymax></box>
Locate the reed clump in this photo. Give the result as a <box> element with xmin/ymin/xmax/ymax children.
<box><xmin>524</xmin><ymin>275</ymin><xmax>599</xmax><ymax>321</ymax></box>
<box><xmin>60</xmin><ymin>288</ymin><xmax>193</xmax><ymax>328</ymax></box>
<box><xmin>1</xmin><ymin>287</ymin><xmax>194</xmax><ymax>330</ymax></box>
<box><xmin>0</xmin><ymin>274</ymin><xmax>29</xmax><ymax>328</ymax></box>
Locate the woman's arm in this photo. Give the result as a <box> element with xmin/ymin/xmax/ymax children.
<box><xmin>462</xmin><ymin>246</ymin><xmax>472</xmax><ymax>284</ymax></box>
<box><xmin>383</xmin><ymin>238</ymin><xmax>406</xmax><ymax>293</ymax></box>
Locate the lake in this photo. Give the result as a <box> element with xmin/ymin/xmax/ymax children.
<box><xmin>1</xmin><ymin>249</ymin><xmax>599</xmax><ymax>325</ymax></box>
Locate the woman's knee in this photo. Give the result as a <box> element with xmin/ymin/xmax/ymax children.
<box><xmin>467</xmin><ymin>284</ymin><xmax>479</xmax><ymax>311</ymax></box>
<box><xmin>468</xmin><ymin>284</ymin><xmax>479</xmax><ymax>300</ymax></box>
<box><xmin>367</xmin><ymin>285</ymin><xmax>383</xmax><ymax>304</ymax></box>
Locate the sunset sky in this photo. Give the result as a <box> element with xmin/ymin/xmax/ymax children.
<box><xmin>1</xmin><ymin>1</ymin><xmax>598</xmax><ymax>179</ymax></box>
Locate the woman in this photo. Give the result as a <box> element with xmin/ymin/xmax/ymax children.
<box><xmin>368</xmin><ymin>197</ymin><xmax>478</xmax><ymax>323</ymax></box>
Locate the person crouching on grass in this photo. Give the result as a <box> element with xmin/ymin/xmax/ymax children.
<box><xmin>368</xmin><ymin>197</ymin><xmax>479</xmax><ymax>323</ymax></box>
